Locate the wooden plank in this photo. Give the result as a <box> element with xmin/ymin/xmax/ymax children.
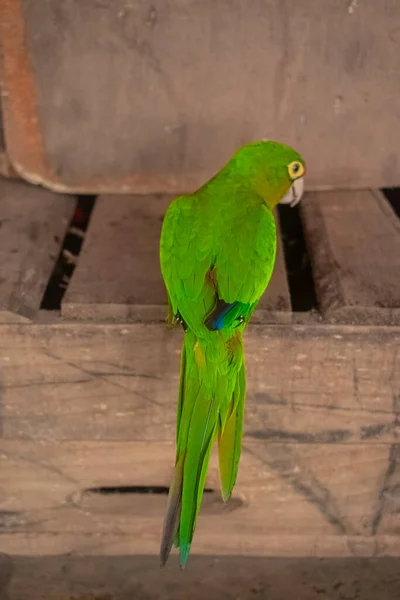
<box><xmin>1</xmin><ymin>1</ymin><xmax>400</xmax><ymax>192</ymax></box>
<box><xmin>0</xmin><ymin>438</ymin><xmax>399</xmax><ymax>558</ymax></box>
<box><xmin>3</xmin><ymin>533</ymin><xmax>400</xmax><ymax>560</ymax></box>
<box><xmin>302</xmin><ymin>190</ymin><xmax>400</xmax><ymax>325</ymax></box>
<box><xmin>1</xmin><ymin>323</ymin><xmax>399</xmax><ymax>442</ymax></box>
<box><xmin>0</xmin><ymin>321</ymin><xmax>399</xmax><ymax>556</ymax></box>
<box><xmin>62</xmin><ymin>196</ymin><xmax>291</xmax><ymax>323</ymax></box>
<box><xmin>5</xmin><ymin>555</ymin><xmax>400</xmax><ymax>600</ymax></box>
<box><xmin>0</xmin><ymin>179</ymin><xmax>75</xmax><ymax>320</ymax></box>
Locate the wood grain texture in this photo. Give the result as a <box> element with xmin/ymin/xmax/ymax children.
<box><xmin>62</xmin><ymin>195</ymin><xmax>291</xmax><ymax>323</ymax></box>
<box><xmin>1</xmin><ymin>323</ymin><xmax>399</xmax><ymax>443</ymax></box>
<box><xmin>0</xmin><ymin>321</ymin><xmax>399</xmax><ymax>556</ymax></box>
<box><xmin>0</xmin><ymin>439</ymin><xmax>399</xmax><ymax>558</ymax></box>
<box><xmin>1</xmin><ymin>0</ymin><xmax>400</xmax><ymax>192</ymax></box>
<box><xmin>0</xmin><ymin>179</ymin><xmax>75</xmax><ymax>320</ymax></box>
<box><xmin>301</xmin><ymin>190</ymin><xmax>400</xmax><ymax>325</ymax></box>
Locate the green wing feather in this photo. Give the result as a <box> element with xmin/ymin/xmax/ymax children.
<box><xmin>216</xmin><ymin>203</ymin><xmax>277</xmax><ymax>305</ymax></box>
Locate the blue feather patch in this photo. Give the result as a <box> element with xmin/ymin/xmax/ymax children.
<box><xmin>205</xmin><ymin>301</ymin><xmax>240</xmax><ymax>331</ymax></box>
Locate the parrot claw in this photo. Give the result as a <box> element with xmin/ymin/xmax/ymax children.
<box><xmin>176</xmin><ymin>312</ymin><xmax>188</xmax><ymax>332</ymax></box>
<box><xmin>233</xmin><ymin>315</ymin><xmax>245</xmax><ymax>328</ymax></box>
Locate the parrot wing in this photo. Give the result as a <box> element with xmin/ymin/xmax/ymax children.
<box><xmin>206</xmin><ymin>203</ymin><xmax>277</xmax><ymax>330</ymax></box>
<box><xmin>160</xmin><ymin>194</ymin><xmax>215</xmax><ymax>334</ymax></box>
<box><xmin>161</xmin><ymin>195</ymin><xmax>277</xmax><ymax>333</ymax></box>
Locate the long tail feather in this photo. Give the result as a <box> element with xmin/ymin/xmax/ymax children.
<box><xmin>160</xmin><ymin>454</ymin><xmax>184</xmax><ymax>566</ymax></box>
<box><xmin>176</xmin><ymin>341</ymin><xmax>187</xmax><ymax>439</ymax></box>
<box><xmin>218</xmin><ymin>360</ymin><xmax>246</xmax><ymax>501</ymax></box>
<box><xmin>179</xmin><ymin>391</ymin><xmax>218</xmax><ymax>567</ymax></box>
<box><xmin>160</xmin><ymin>330</ymin><xmax>245</xmax><ymax>567</ymax></box>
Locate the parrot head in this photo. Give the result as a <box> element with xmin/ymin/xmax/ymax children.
<box><xmin>231</xmin><ymin>141</ymin><xmax>306</xmax><ymax>209</ymax></box>
<box><xmin>278</xmin><ymin>157</ymin><xmax>306</xmax><ymax>208</ymax></box>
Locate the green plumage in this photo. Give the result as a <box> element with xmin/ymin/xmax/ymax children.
<box><xmin>159</xmin><ymin>141</ymin><xmax>305</xmax><ymax>568</ymax></box>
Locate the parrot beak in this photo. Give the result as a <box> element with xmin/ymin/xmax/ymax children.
<box><xmin>290</xmin><ymin>176</ymin><xmax>304</xmax><ymax>207</ymax></box>
<box><xmin>279</xmin><ymin>176</ymin><xmax>304</xmax><ymax>207</ymax></box>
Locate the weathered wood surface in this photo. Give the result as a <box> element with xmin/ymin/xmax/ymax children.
<box><xmin>0</xmin><ymin>179</ymin><xmax>75</xmax><ymax>321</ymax></box>
<box><xmin>1</xmin><ymin>438</ymin><xmax>399</xmax><ymax>558</ymax></box>
<box><xmin>0</xmin><ymin>322</ymin><xmax>399</xmax><ymax>556</ymax></box>
<box><xmin>4</xmin><ymin>556</ymin><xmax>400</xmax><ymax>600</ymax></box>
<box><xmin>62</xmin><ymin>195</ymin><xmax>291</xmax><ymax>323</ymax></box>
<box><xmin>0</xmin><ymin>110</ymin><xmax>17</xmax><ymax>178</ymax></box>
<box><xmin>302</xmin><ymin>190</ymin><xmax>400</xmax><ymax>325</ymax></box>
<box><xmin>2</xmin><ymin>323</ymin><xmax>399</xmax><ymax>443</ymax></box>
<box><xmin>1</xmin><ymin>0</ymin><xmax>400</xmax><ymax>193</ymax></box>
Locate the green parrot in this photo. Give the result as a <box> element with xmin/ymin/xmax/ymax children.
<box><xmin>159</xmin><ymin>140</ymin><xmax>306</xmax><ymax>568</ymax></box>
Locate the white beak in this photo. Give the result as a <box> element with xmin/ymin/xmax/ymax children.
<box><xmin>279</xmin><ymin>177</ymin><xmax>304</xmax><ymax>207</ymax></box>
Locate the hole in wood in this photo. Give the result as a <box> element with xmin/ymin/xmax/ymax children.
<box><xmin>72</xmin><ymin>486</ymin><xmax>245</xmax><ymax>516</ymax></box>
<box><xmin>382</xmin><ymin>188</ymin><xmax>400</xmax><ymax>219</ymax></box>
<box><xmin>86</xmin><ymin>485</ymin><xmax>213</xmax><ymax>495</ymax></box>
<box><xmin>40</xmin><ymin>195</ymin><xmax>97</xmax><ymax>310</ymax></box>
<box><xmin>277</xmin><ymin>204</ymin><xmax>318</xmax><ymax>312</ymax></box>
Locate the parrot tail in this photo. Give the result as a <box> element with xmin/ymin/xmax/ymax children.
<box><xmin>218</xmin><ymin>357</ymin><xmax>246</xmax><ymax>502</ymax></box>
<box><xmin>160</xmin><ymin>330</ymin><xmax>245</xmax><ymax>569</ymax></box>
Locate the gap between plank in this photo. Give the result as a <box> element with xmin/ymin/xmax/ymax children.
<box><xmin>382</xmin><ymin>187</ymin><xmax>400</xmax><ymax>219</ymax></box>
<box><xmin>277</xmin><ymin>203</ymin><xmax>318</xmax><ymax>313</ymax></box>
<box><xmin>41</xmin><ymin>195</ymin><xmax>97</xmax><ymax>310</ymax></box>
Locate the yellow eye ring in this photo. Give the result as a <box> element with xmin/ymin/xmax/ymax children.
<box><xmin>288</xmin><ymin>161</ymin><xmax>305</xmax><ymax>180</ymax></box>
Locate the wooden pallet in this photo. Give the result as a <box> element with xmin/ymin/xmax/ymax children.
<box><xmin>0</xmin><ymin>178</ymin><xmax>400</xmax><ymax>562</ymax></box>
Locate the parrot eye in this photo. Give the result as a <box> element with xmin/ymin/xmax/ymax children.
<box><xmin>288</xmin><ymin>161</ymin><xmax>305</xmax><ymax>180</ymax></box>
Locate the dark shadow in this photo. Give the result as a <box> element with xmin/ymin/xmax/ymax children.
<box><xmin>278</xmin><ymin>204</ymin><xmax>318</xmax><ymax>312</ymax></box>
<box><xmin>3</xmin><ymin>555</ymin><xmax>400</xmax><ymax>600</ymax></box>
<box><xmin>382</xmin><ymin>188</ymin><xmax>400</xmax><ymax>219</ymax></box>
<box><xmin>40</xmin><ymin>195</ymin><xmax>97</xmax><ymax>310</ymax></box>
<box><xmin>85</xmin><ymin>486</ymin><xmax>213</xmax><ymax>495</ymax></box>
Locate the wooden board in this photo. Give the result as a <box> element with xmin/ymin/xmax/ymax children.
<box><xmin>62</xmin><ymin>196</ymin><xmax>291</xmax><ymax>323</ymax></box>
<box><xmin>301</xmin><ymin>190</ymin><xmax>400</xmax><ymax>325</ymax></box>
<box><xmin>0</xmin><ymin>438</ymin><xmax>399</xmax><ymax>558</ymax></box>
<box><xmin>1</xmin><ymin>0</ymin><xmax>400</xmax><ymax>193</ymax></box>
<box><xmin>0</xmin><ymin>179</ymin><xmax>75</xmax><ymax>320</ymax></box>
<box><xmin>4</xmin><ymin>556</ymin><xmax>400</xmax><ymax>600</ymax></box>
<box><xmin>0</xmin><ymin>321</ymin><xmax>399</xmax><ymax>557</ymax></box>
<box><xmin>2</xmin><ymin>323</ymin><xmax>399</xmax><ymax>443</ymax></box>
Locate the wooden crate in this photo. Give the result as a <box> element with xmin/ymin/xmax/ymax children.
<box><xmin>1</xmin><ymin>1</ymin><xmax>400</xmax><ymax>193</ymax></box>
<box><xmin>0</xmin><ymin>178</ymin><xmax>399</xmax><ymax>563</ymax></box>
